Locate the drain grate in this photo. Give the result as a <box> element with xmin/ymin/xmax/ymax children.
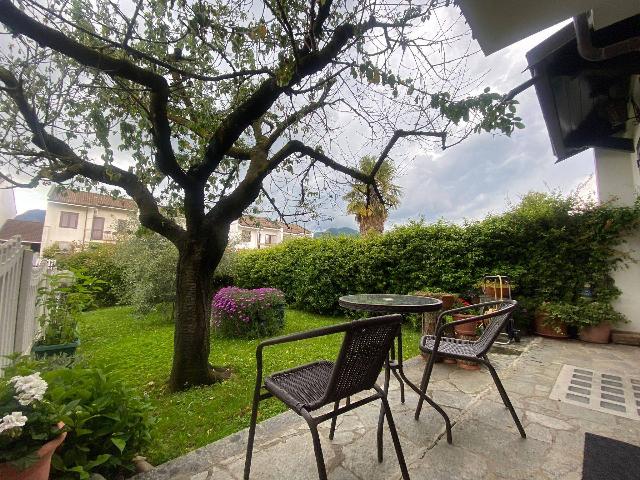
<box><xmin>549</xmin><ymin>365</ymin><xmax>640</xmax><ymax>420</ymax></box>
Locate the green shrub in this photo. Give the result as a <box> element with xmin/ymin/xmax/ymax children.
<box><xmin>112</xmin><ymin>232</ymin><xmax>178</xmax><ymax>313</ymax></box>
<box><xmin>51</xmin><ymin>243</ymin><xmax>126</xmax><ymax>308</ymax></box>
<box><xmin>231</xmin><ymin>193</ymin><xmax>640</xmax><ymax>325</ymax></box>
<box><xmin>2</xmin><ymin>358</ymin><xmax>153</xmax><ymax>480</ymax></box>
<box><xmin>211</xmin><ymin>287</ymin><xmax>285</xmax><ymax>338</ymax></box>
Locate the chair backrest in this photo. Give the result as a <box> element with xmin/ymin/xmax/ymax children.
<box><xmin>473</xmin><ymin>300</ymin><xmax>518</xmax><ymax>356</ymax></box>
<box><xmin>322</xmin><ymin>315</ymin><xmax>402</xmax><ymax>405</ymax></box>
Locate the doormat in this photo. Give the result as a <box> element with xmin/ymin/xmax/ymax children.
<box><xmin>582</xmin><ymin>432</ymin><xmax>640</xmax><ymax>480</ymax></box>
<box><xmin>549</xmin><ymin>364</ymin><xmax>640</xmax><ymax>420</ymax></box>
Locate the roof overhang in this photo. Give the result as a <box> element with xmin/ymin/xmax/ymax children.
<box><xmin>456</xmin><ymin>0</ymin><xmax>635</xmax><ymax>55</ymax></box>
<box><xmin>526</xmin><ymin>15</ymin><xmax>640</xmax><ymax>162</ymax></box>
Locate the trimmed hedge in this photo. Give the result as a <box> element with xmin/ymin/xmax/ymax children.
<box><xmin>232</xmin><ymin>193</ymin><xmax>640</xmax><ymax>326</ymax></box>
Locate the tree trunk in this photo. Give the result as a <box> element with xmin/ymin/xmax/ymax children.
<box><xmin>358</xmin><ymin>211</ymin><xmax>386</xmax><ymax>235</ymax></box>
<box><xmin>168</xmin><ymin>235</ymin><xmax>225</xmax><ymax>391</ymax></box>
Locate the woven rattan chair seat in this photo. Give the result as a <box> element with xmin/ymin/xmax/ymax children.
<box><xmin>265</xmin><ymin>360</ymin><xmax>335</xmax><ymax>412</ymax></box>
<box><xmin>420</xmin><ymin>335</ymin><xmax>477</xmax><ymax>358</ymax></box>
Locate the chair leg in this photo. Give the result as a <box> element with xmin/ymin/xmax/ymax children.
<box><xmin>302</xmin><ymin>412</ymin><xmax>328</xmax><ymax>480</ymax></box>
<box><xmin>483</xmin><ymin>357</ymin><xmax>526</xmax><ymax>438</ymax></box>
<box><xmin>328</xmin><ymin>399</ymin><xmax>340</xmax><ymax>440</ymax></box>
<box><xmin>391</xmin><ymin>367</ymin><xmax>405</xmax><ymax>403</ymax></box>
<box><xmin>379</xmin><ymin>394</ymin><xmax>411</xmax><ymax>480</ymax></box>
<box><xmin>377</xmin><ymin>359</ymin><xmax>391</xmax><ymax>463</ymax></box>
<box><xmin>243</xmin><ymin>389</ymin><xmax>261</xmax><ymax>480</ymax></box>
<box><xmin>414</xmin><ymin>353</ymin><xmax>453</xmax><ymax>444</ymax></box>
<box><xmin>414</xmin><ymin>350</ymin><xmax>436</xmax><ymax>421</ymax></box>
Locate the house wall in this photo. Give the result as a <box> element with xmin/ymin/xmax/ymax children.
<box><xmin>593</xmin><ymin>87</ymin><xmax>640</xmax><ymax>333</ymax></box>
<box><xmin>0</xmin><ymin>180</ymin><xmax>17</xmax><ymax>228</ymax></box>
<box><xmin>42</xmin><ymin>202</ymin><xmax>135</xmax><ymax>249</ymax></box>
<box><xmin>228</xmin><ymin>220</ymin><xmax>311</xmax><ymax>249</ymax></box>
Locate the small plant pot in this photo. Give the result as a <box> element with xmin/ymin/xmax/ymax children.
<box><xmin>533</xmin><ymin>312</ymin><xmax>568</xmax><ymax>339</ymax></box>
<box><xmin>453</xmin><ymin>314</ymin><xmax>478</xmax><ymax>337</ymax></box>
<box><xmin>455</xmin><ymin>332</ymin><xmax>481</xmax><ymax>370</ymax></box>
<box><xmin>32</xmin><ymin>340</ymin><xmax>80</xmax><ymax>359</ymax></box>
<box><xmin>579</xmin><ymin>323</ymin><xmax>612</xmax><ymax>344</ymax></box>
<box><xmin>0</xmin><ymin>423</ymin><xmax>66</xmax><ymax>480</ymax></box>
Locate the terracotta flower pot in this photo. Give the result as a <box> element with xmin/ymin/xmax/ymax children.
<box><xmin>0</xmin><ymin>423</ymin><xmax>66</xmax><ymax>480</ymax></box>
<box><xmin>453</xmin><ymin>314</ymin><xmax>478</xmax><ymax>337</ymax></box>
<box><xmin>440</xmin><ymin>294</ymin><xmax>456</xmax><ymax>311</ymax></box>
<box><xmin>534</xmin><ymin>311</ymin><xmax>568</xmax><ymax>339</ymax></box>
<box><xmin>443</xmin><ymin>357</ymin><xmax>457</xmax><ymax>365</ymax></box>
<box><xmin>455</xmin><ymin>331</ymin><xmax>481</xmax><ymax>370</ymax></box>
<box><xmin>579</xmin><ymin>323</ymin><xmax>612</xmax><ymax>344</ymax></box>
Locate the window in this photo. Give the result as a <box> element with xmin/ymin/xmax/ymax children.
<box><xmin>116</xmin><ymin>219</ymin><xmax>128</xmax><ymax>233</ymax></box>
<box><xmin>91</xmin><ymin>217</ymin><xmax>105</xmax><ymax>240</ymax></box>
<box><xmin>59</xmin><ymin>211</ymin><xmax>79</xmax><ymax>229</ymax></box>
<box><xmin>263</xmin><ymin>234</ymin><xmax>275</xmax><ymax>244</ymax></box>
<box><xmin>241</xmin><ymin>230</ymin><xmax>251</xmax><ymax>242</ymax></box>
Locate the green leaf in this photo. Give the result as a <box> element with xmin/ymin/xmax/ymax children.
<box><xmin>111</xmin><ymin>437</ymin><xmax>127</xmax><ymax>453</ymax></box>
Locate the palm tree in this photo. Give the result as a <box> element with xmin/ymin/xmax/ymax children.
<box><xmin>343</xmin><ymin>156</ymin><xmax>402</xmax><ymax>234</ymax></box>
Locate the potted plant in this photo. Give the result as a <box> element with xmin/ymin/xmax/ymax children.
<box><xmin>0</xmin><ymin>372</ymin><xmax>67</xmax><ymax>480</ymax></box>
<box><xmin>573</xmin><ymin>301</ymin><xmax>627</xmax><ymax>344</ymax></box>
<box><xmin>32</xmin><ymin>272</ymin><xmax>101</xmax><ymax>358</ymax></box>
<box><xmin>534</xmin><ymin>302</ymin><xmax>574</xmax><ymax>338</ymax></box>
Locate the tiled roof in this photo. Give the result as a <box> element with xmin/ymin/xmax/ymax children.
<box><xmin>49</xmin><ymin>189</ymin><xmax>137</xmax><ymax>210</ymax></box>
<box><xmin>0</xmin><ymin>219</ymin><xmax>43</xmax><ymax>243</ymax></box>
<box><xmin>239</xmin><ymin>215</ymin><xmax>311</xmax><ymax>235</ymax></box>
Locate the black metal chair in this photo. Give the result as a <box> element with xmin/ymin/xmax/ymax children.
<box><xmin>244</xmin><ymin>315</ymin><xmax>410</xmax><ymax>480</ymax></box>
<box><xmin>414</xmin><ymin>300</ymin><xmax>526</xmax><ymax>439</ymax></box>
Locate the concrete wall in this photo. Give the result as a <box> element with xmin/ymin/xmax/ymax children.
<box><xmin>42</xmin><ymin>201</ymin><xmax>135</xmax><ymax>249</ymax></box>
<box><xmin>593</xmin><ymin>86</ymin><xmax>640</xmax><ymax>333</ymax></box>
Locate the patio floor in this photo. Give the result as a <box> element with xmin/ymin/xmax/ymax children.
<box><xmin>134</xmin><ymin>337</ymin><xmax>640</xmax><ymax>480</ymax></box>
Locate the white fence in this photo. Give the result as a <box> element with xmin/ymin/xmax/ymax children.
<box><xmin>0</xmin><ymin>236</ymin><xmax>56</xmax><ymax>371</ymax></box>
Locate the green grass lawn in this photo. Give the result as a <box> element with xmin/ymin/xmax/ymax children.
<box><xmin>78</xmin><ymin>307</ymin><xmax>421</xmax><ymax>465</ymax></box>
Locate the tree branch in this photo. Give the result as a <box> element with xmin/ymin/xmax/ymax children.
<box><xmin>371</xmin><ymin>130</ymin><xmax>446</xmax><ymax>178</ymax></box>
<box><xmin>0</xmin><ymin>65</ymin><xmax>185</xmax><ymax>245</ymax></box>
<box><xmin>0</xmin><ymin>0</ymin><xmax>190</xmax><ymax>188</ymax></box>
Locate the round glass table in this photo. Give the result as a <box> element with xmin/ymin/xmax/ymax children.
<box><xmin>337</xmin><ymin>294</ymin><xmax>453</xmax><ymax>448</ymax></box>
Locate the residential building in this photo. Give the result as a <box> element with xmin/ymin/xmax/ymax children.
<box><xmin>457</xmin><ymin>0</ymin><xmax>640</xmax><ymax>333</ymax></box>
<box><xmin>0</xmin><ymin>219</ymin><xmax>43</xmax><ymax>252</ymax></box>
<box><xmin>0</xmin><ymin>178</ymin><xmax>17</xmax><ymax>229</ymax></box>
<box><xmin>41</xmin><ymin>189</ymin><xmax>137</xmax><ymax>250</ymax></box>
<box><xmin>229</xmin><ymin>215</ymin><xmax>312</xmax><ymax>249</ymax></box>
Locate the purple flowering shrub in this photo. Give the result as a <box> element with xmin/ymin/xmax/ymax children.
<box><xmin>211</xmin><ymin>287</ymin><xmax>285</xmax><ymax>338</ymax></box>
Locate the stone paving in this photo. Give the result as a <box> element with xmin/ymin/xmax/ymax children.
<box><xmin>135</xmin><ymin>338</ymin><xmax>640</xmax><ymax>480</ymax></box>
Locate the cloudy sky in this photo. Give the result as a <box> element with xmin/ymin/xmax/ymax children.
<box><xmin>324</xmin><ymin>20</ymin><xmax>596</xmax><ymax>231</ymax></box>
<box><xmin>11</xmin><ymin>19</ymin><xmax>596</xmax><ymax>232</ymax></box>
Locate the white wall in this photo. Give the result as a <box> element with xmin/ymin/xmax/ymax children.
<box><xmin>0</xmin><ymin>180</ymin><xmax>17</xmax><ymax>228</ymax></box>
<box><xmin>593</xmin><ymin>90</ymin><xmax>640</xmax><ymax>333</ymax></box>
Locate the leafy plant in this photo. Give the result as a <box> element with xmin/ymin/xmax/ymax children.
<box><xmin>211</xmin><ymin>287</ymin><xmax>285</xmax><ymax>338</ymax></box>
<box><xmin>569</xmin><ymin>300</ymin><xmax>627</xmax><ymax>328</ymax></box>
<box><xmin>35</xmin><ymin>272</ymin><xmax>103</xmax><ymax>346</ymax></box>
<box><xmin>51</xmin><ymin>243</ymin><xmax>126</xmax><ymax>308</ymax></box>
<box><xmin>0</xmin><ymin>371</ymin><xmax>65</xmax><ymax>470</ymax></box>
<box><xmin>2</xmin><ymin>358</ymin><xmax>153</xmax><ymax>479</ymax></box>
<box><xmin>537</xmin><ymin>302</ymin><xmax>578</xmax><ymax>331</ymax></box>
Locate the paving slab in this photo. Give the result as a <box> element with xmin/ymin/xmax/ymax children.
<box><xmin>134</xmin><ymin>338</ymin><xmax>640</xmax><ymax>480</ymax></box>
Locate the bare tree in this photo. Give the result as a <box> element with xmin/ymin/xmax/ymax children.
<box><xmin>0</xmin><ymin>0</ymin><xmax>521</xmax><ymax>390</ymax></box>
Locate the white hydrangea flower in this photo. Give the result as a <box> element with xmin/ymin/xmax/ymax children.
<box><xmin>0</xmin><ymin>411</ymin><xmax>28</xmax><ymax>434</ymax></box>
<box><xmin>9</xmin><ymin>372</ymin><xmax>48</xmax><ymax>406</ymax></box>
